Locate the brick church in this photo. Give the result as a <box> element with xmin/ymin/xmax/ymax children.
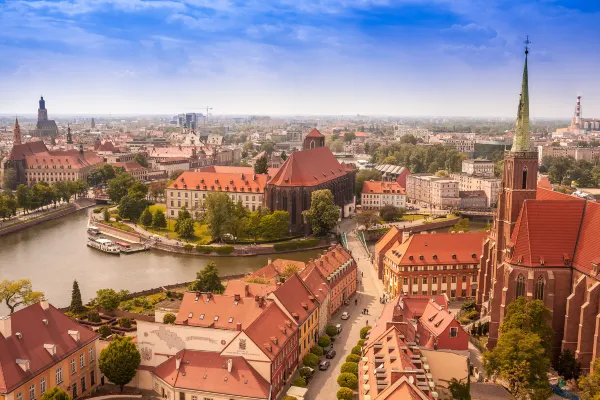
<box><xmin>476</xmin><ymin>45</ymin><xmax>600</xmax><ymax>372</ymax></box>
<box><xmin>266</xmin><ymin>129</ymin><xmax>356</xmax><ymax>233</ymax></box>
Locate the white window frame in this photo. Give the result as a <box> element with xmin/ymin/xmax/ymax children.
<box><xmin>56</xmin><ymin>367</ymin><xmax>63</xmax><ymax>384</ymax></box>
<box><xmin>71</xmin><ymin>358</ymin><xmax>76</xmax><ymax>374</ymax></box>
<box><xmin>40</xmin><ymin>378</ymin><xmax>46</xmax><ymax>395</ymax></box>
<box><xmin>29</xmin><ymin>384</ymin><xmax>35</xmax><ymax>400</ymax></box>
<box><xmin>80</xmin><ymin>354</ymin><xmax>85</xmax><ymax>368</ymax></box>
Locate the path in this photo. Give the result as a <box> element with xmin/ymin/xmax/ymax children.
<box><xmin>305</xmin><ymin>231</ymin><xmax>385</xmax><ymax>399</ymax></box>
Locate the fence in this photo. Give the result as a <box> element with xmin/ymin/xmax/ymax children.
<box><xmin>357</xmin><ymin>230</ymin><xmax>370</xmax><ymax>257</ymax></box>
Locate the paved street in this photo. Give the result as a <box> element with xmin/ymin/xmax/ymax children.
<box><xmin>305</xmin><ymin>232</ymin><xmax>386</xmax><ymax>399</ymax></box>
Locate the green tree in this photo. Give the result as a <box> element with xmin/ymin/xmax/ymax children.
<box><xmin>227</xmin><ymin>201</ymin><xmax>249</xmax><ymax>241</ymax></box>
<box><xmin>302</xmin><ymin>353</ymin><xmax>319</xmax><ymax>367</ymax></box>
<box><xmin>340</xmin><ymin>362</ymin><xmax>358</xmax><ymax>376</ymax></box>
<box><xmin>280</xmin><ymin>151</ymin><xmax>287</xmax><ymax>161</ymax></box>
<box><xmin>318</xmin><ymin>335</ymin><xmax>331</xmax><ymax>347</ymax></box>
<box><xmin>399</xmin><ymin>134</ymin><xmax>417</xmax><ymax>145</ymax></box>
<box><xmin>139</xmin><ymin>207</ymin><xmax>153</xmax><ymax>227</ymax></box>
<box><xmin>337</xmin><ymin>387</ymin><xmax>354</xmax><ymax>400</ymax></box>
<box><xmin>449</xmin><ymin>218</ymin><xmax>470</xmax><ymax>233</ymax></box>
<box><xmin>346</xmin><ymin>354</ymin><xmax>360</xmax><ymax>363</ymax></box>
<box><xmin>579</xmin><ymin>357</ymin><xmax>600</xmax><ymax>399</ymax></box>
<box><xmin>291</xmin><ymin>377</ymin><xmax>306</xmax><ymax>388</ymax></box>
<box><xmin>152</xmin><ymin>208</ymin><xmax>167</xmax><ymax>228</ymax></box>
<box><xmin>189</xmin><ymin>262</ymin><xmax>225</xmax><ymax>293</ymax></box>
<box><xmin>356</xmin><ymin>169</ymin><xmax>382</xmax><ymax>202</ymax></box>
<box><xmin>99</xmin><ymin>336</ymin><xmax>141</xmax><ymax>393</ymax></box>
<box><xmin>176</xmin><ymin>218</ymin><xmax>195</xmax><ymax>238</ymax></box>
<box><xmin>337</xmin><ymin>372</ymin><xmax>358</xmax><ymax>390</ymax></box>
<box><xmin>16</xmin><ymin>184</ymin><xmax>31</xmax><ymax>212</ymax></box>
<box><xmin>94</xmin><ymin>288</ymin><xmax>121</xmax><ymax>311</ymax></box>
<box><xmin>134</xmin><ymin>153</ymin><xmax>148</xmax><ymax>167</ymax></box>
<box><xmin>118</xmin><ymin>194</ymin><xmax>146</xmax><ymax>221</ymax></box>
<box><xmin>107</xmin><ymin>173</ymin><xmax>135</xmax><ymax>203</ymax></box>
<box><xmin>254</xmin><ymin>155</ymin><xmax>268</xmax><ymax>174</ymax></box>
<box><xmin>0</xmin><ymin>279</ymin><xmax>45</xmax><ymax>314</ymax></box>
<box><xmin>326</xmin><ymin>325</ymin><xmax>339</xmax><ymax>337</ymax></box>
<box><xmin>246</xmin><ymin>210</ymin><xmax>264</xmax><ymax>240</ymax></box>
<box><xmin>205</xmin><ymin>192</ymin><xmax>233</xmax><ymax>239</ymax></box>
<box><xmin>163</xmin><ymin>313</ymin><xmax>176</xmax><ymax>324</ymax></box>
<box><xmin>343</xmin><ymin>132</ymin><xmax>356</xmax><ymax>142</ymax></box>
<box><xmin>98</xmin><ymin>324</ymin><xmax>112</xmax><ymax>338</ymax></box>
<box><xmin>69</xmin><ymin>280</ymin><xmax>84</xmax><ymax>314</ymax></box>
<box><xmin>556</xmin><ymin>349</ymin><xmax>581</xmax><ymax>380</ymax></box>
<box><xmin>41</xmin><ymin>387</ymin><xmax>71</xmax><ymax>400</ymax></box>
<box><xmin>260</xmin><ymin>141</ymin><xmax>276</xmax><ymax>155</ymax></box>
<box><xmin>445</xmin><ymin>378</ymin><xmax>471</xmax><ymax>400</ymax></box>
<box><xmin>303</xmin><ymin>190</ymin><xmax>340</xmax><ymax>236</ymax></box>
<box><xmin>355</xmin><ymin>210</ymin><xmax>382</xmax><ymax>230</ymax></box>
<box><xmin>351</xmin><ymin>346</ymin><xmax>362</xmax><ymax>355</ymax></box>
<box><xmin>310</xmin><ymin>346</ymin><xmax>324</xmax><ymax>356</ymax></box>
<box><xmin>259</xmin><ymin>210</ymin><xmax>289</xmax><ymax>240</ymax></box>
<box><xmin>360</xmin><ymin>326</ymin><xmax>371</xmax><ymax>339</ymax></box>
<box><xmin>380</xmin><ymin>205</ymin><xmax>404</xmax><ymax>222</ymax></box>
<box><xmin>148</xmin><ymin>181</ymin><xmax>167</xmax><ymax>202</ymax></box>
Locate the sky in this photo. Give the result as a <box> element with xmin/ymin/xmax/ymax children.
<box><xmin>1</xmin><ymin>0</ymin><xmax>600</xmax><ymax>118</ymax></box>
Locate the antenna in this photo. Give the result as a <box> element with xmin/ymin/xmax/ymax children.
<box><xmin>524</xmin><ymin>35</ymin><xmax>531</xmax><ymax>55</ymax></box>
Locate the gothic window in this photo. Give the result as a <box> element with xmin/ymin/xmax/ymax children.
<box><xmin>522</xmin><ymin>167</ymin><xmax>528</xmax><ymax>189</ymax></box>
<box><xmin>515</xmin><ymin>274</ymin><xmax>525</xmax><ymax>298</ymax></box>
<box><xmin>282</xmin><ymin>192</ymin><xmax>288</xmax><ymax>210</ymax></box>
<box><xmin>310</xmin><ymin>140</ymin><xmax>316</xmax><ymax>149</ymax></box>
<box><xmin>535</xmin><ymin>276</ymin><xmax>545</xmax><ymax>300</ymax></box>
<box><xmin>291</xmin><ymin>194</ymin><xmax>297</xmax><ymax>224</ymax></box>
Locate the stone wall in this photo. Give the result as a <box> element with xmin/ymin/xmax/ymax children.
<box><xmin>0</xmin><ymin>204</ymin><xmax>78</xmax><ymax>237</ymax></box>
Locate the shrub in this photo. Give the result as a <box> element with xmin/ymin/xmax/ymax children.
<box><xmin>346</xmin><ymin>354</ymin><xmax>360</xmax><ymax>363</ymax></box>
<box><xmin>360</xmin><ymin>326</ymin><xmax>372</xmax><ymax>339</ymax></box>
<box><xmin>87</xmin><ymin>310</ymin><xmax>101</xmax><ymax>323</ymax></box>
<box><xmin>299</xmin><ymin>367</ymin><xmax>313</xmax><ymax>379</ymax></box>
<box><xmin>98</xmin><ymin>324</ymin><xmax>112</xmax><ymax>338</ymax></box>
<box><xmin>195</xmin><ymin>245</ymin><xmax>234</xmax><ymax>255</ymax></box>
<box><xmin>337</xmin><ymin>387</ymin><xmax>354</xmax><ymax>400</ymax></box>
<box><xmin>163</xmin><ymin>313</ymin><xmax>176</xmax><ymax>324</ymax></box>
<box><xmin>184</xmin><ymin>244</ymin><xmax>193</xmax><ymax>252</ymax></box>
<box><xmin>302</xmin><ymin>353</ymin><xmax>319</xmax><ymax>368</ymax></box>
<box><xmin>351</xmin><ymin>346</ymin><xmax>362</xmax><ymax>356</ymax></box>
<box><xmin>340</xmin><ymin>362</ymin><xmax>358</xmax><ymax>376</ymax></box>
<box><xmin>118</xmin><ymin>317</ymin><xmax>132</xmax><ymax>328</ymax></box>
<box><xmin>337</xmin><ymin>372</ymin><xmax>358</xmax><ymax>390</ymax></box>
<box><xmin>326</xmin><ymin>325</ymin><xmax>339</xmax><ymax>337</ymax></box>
<box><xmin>93</xmin><ymin>207</ymin><xmax>103</xmax><ymax>213</ymax></box>
<box><xmin>357</xmin><ymin>339</ymin><xmax>365</xmax><ymax>347</ymax></box>
<box><xmin>318</xmin><ymin>335</ymin><xmax>331</xmax><ymax>348</ymax></box>
<box><xmin>311</xmin><ymin>346</ymin><xmax>324</xmax><ymax>357</ymax></box>
<box><xmin>292</xmin><ymin>377</ymin><xmax>307</xmax><ymax>388</ymax></box>
<box><xmin>273</xmin><ymin>238</ymin><xmax>320</xmax><ymax>252</ymax></box>
<box><xmin>282</xmin><ymin>397</ymin><xmax>297</xmax><ymax>400</ymax></box>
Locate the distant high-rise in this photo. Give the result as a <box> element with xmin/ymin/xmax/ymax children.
<box><xmin>91</xmin><ymin>118</ymin><xmax>96</xmax><ymax>129</ymax></box>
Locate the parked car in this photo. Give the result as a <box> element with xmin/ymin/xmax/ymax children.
<box><xmin>326</xmin><ymin>349</ymin><xmax>336</xmax><ymax>359</ymax></box>
<box><xmin>341</xmin><ymin>311</ymin><xmax>349</xmax><ymax>320</ymax></box>
<box><xmin>319</xmin><ymin>361</ymin><xmax>331</xmax><ymax>371</ymax></box>
<box><xmin>222</xmin><ymin>233</ymin><xmax>237</xmax><ymax>241</ymax></box>
<box><xmin>336</xmin><ymin>323</ymin><xmax>342</xmax><ymax>333</ymax></box>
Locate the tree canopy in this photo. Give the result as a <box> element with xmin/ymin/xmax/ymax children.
<box><xmin>0</xmin><ymin>279</ymin><xmax>45</xmax><ymax>313</ymax></box>
<box><xmin>69</xmin><ymin>280</ymin><xmax>84</xmax><ymax>314</ymax></box>
<box><xmin>189</xmin><ymin>262</ymin><xmax>225</xmax><ymax>293</ymax></box>
<box><xmin>99</xmin><ymin>336</ymin><xmax>141</xmax><ymax>392</ymax></box>
<box><xmin>355</xmin><ymin>210</ymin><xmax>382</xmax><ymax>230</ymax></box>
<box><xmin>94</xmin><ymin>288</ymin><xmax>121</xmax><ymax>311</ymax></box>
<box><xmin>254</xmin><ymin>155</ymin><xmax>268</xmax><ymax>174</ymax></box>
<box><xmin>380</xmin><ymin>205</ymin><xmax>404</xmax><ymax>222</ymax></box>
<box><xmin>41</xmin><ymin>387</ymin><xmax>71</xmax><ymax>400</ymax></box>
<box><xmin>541</xmin><ymin>156</ymin><xmax>600</xmax><ymax>188</ymax></box>
<box><xmin>303</xmin><ymin>189</ymin><xmax>340</xmax><ymax>236</ymax></box>
<box><xmin>371</xmin><ymin>142</ymin><xmax>464</xmax><ymax>173</ymax></box>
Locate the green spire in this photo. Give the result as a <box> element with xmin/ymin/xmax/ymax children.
<box><xmin>511</xmin><ymin>38</ymin><xmax>531</xmax><ymax>152</ymax></box>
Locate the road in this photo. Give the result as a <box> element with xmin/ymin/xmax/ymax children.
<box><xmin>305</xmin><ymin>231</ymin><xmax>386</xmax><ymax>399</ymax></box>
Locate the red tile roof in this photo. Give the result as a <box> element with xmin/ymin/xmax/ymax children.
<box><xmin>300</xmin><ymin>264</ymin><xmax>330</xmax><ymax>303</ymax></box>
<box><xmin>199</xmin><ymin>165</ymin><xmax>279</xmax><ymax>177</ymax></box>
<box><xmin>307</xmin><ymin>245</ymin><xmax>354</xmax><ymax>280</ymax></box>
<box><xmin>375</xmin><ymin>226</ymin><xmax>403</xmax><ymax>255</ymax></box>
<box><xmin>168</xmin><ymin>171</ymin><xmax>268</xmax><ymax>194</ymax></box>
<box><xmin>397</xmin><ymin>295</ymin><xmax>449</xmax><ymax>320</ymax></box>
<box><xmin>7</xmin><ymin>141</ymin><xmax>49</xmax><ymax>161</ymax></box>
<box><xmin>248</xmin><ymin>259</ymin><xmax>307</xmax><ymax>284</ymax></box>
<box><xmin>508</xmin><ymin>200</ymin><xmax>585</xmax><ymax>267</ymax></box>
<box><xmin>0</xmin><ymin>302</ymin><xmax>98</xmax><ymax>393</ymax></box>
<box><xmin>267</xmin><ymin>147</ymin><xmax>349</xmax><ymax>187</ymax></box>
<box><xmin>538</xmin><ymin>176</ymin><xmax>552</xmax><ymax>189</ymax></box>
<box><xmin>305</xmin><ymin>128</ymin><xmax>324</xmax><ymax>138</ymax></box>
<box><xmin>386</xmin><ymin>232</ymin><xmax>486</xmax><ymax>266</ymax></box>
<box><xmin>362</xmin><ymin>180</ymin><xmax>405</xmax><ymax>195</ymax></box>
<box><xmin>223</xmin><ymin>280</ymin><xmax>277</xmax><ymax>298</ymax></box>
<box><xmin>175</xmin><ymin>292</ymin><xmax>267</xmax><ymax>331</ymax></box>
<box><xmin>573</xmin><ymin>202</ymin><xmax>600</xmax><ymax>275</ymax></box>
<box><xmin>244</xmin><ymin>303</ymin><xmax>297</xmax><ymax>360</ymax></box>
<box><xmin>153</xmin><ymin>350</ymin><xmax>269</xmax><ymax>399</ymax></box>
<box><xmin>419</xmin><ymin>301</ymin><xmax>455</xmax><ymax>337</ymax></box>
<box><xmin>24</xmin><ymin>150</ymin><xmax>103</xmax><ymax>171</ymax></box>
<box><xmin>536</xmin><ymin>187</ymin><xmax>582</xmax><ymax>201</ymax></box>
<box><xmin>272</xmin><ymin>274</ymin><xmax>319</xmax><ymax>324</ymax></box>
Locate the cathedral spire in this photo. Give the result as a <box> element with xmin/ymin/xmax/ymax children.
<box><xmin>511</xmin><ymin>36</ymin><xmax>531</xmax><ymax>152</ymax></box>
<box><xmin>13</xmin><ymin>117</ymin><xmax>22</xmax><ymax>146</ymax></box>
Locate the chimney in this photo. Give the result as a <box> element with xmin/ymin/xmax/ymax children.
<box><xmin>68</xmin><ymin>330</ymin><xmax>80</xmax><ymax>342</ymax></box>
<box><xmin>176</xmin><ymin>357</ymin><xmax>181</xmax><ymax>370</ymax></box>
<box><xmin>44</xmin><ymin>344</ymin><xmax>57</xmax><ymax>356</ymax></box>
<box><xmin>0</xmin><ymin>316</ymin><xmax>11</xmax><ymax>338</ymax></box>
<box><xmin>245</xmin><ymin>284</ymin><xmax>250</xmax><ymax>297</ymax></box>
<box><xmin>301</xmin><ymin>303</ymin><xmax>308</xmax><ymax>310</ymax></box>
<box><xmin>40</xmin><ymin>300</ymin><xmax>49</xmax><ymax>310</ymax></box>
<box><xmin>227</xmin><ymin>358</ymin><xmax>233</xmax><ymax>373</ymax></box>
<box><xmin>267</xmin><ymin>258</ymin><xmax>272</xmax><ymax>265</ymax></box>
<box><xmin>16</xmin><ymin>359</ymin><xmax>30</xmax><ymax>372</ymax></box>
<box><xmin>234</xmin><ymin>294</ymin><xmax>241</xmax><ymax>302</ymax></box>
<box><xmin>236</xmin><ymin>322</ymin><xmax>242</xmax><ymax>331</ymax></box>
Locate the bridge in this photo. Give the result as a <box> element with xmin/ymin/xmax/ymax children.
<box><xmin>459</xmin><ymin>210</ymin><xmax>494</xmax><ymax>217</ymax></box>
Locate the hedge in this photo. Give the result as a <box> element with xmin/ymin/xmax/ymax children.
<box><xmin>273</xmin><ymin>238</ymin><xmax>321</xmax><ymax>252</ymax></box>
<box><xmin>195</xmin><ymin>245</ymin><xmax>234</xmax><ymax>255</ymax></box>
<box><xmin>360</xmin><ymin>326</ymin><xmax>372</xmax><ymax>339</ymax></box>
<box><xmin>292</xmin><ymin>377</ymin><xmax>307</xmax><ymax>388</ymax></box>
<box><xmin>346</xmin><ymin>354</ymin><xmax>361</xmax><ymax>363</ymax></box>
<box><xmin>351</xmin><ymin>345</ymin><xmax>362</xmax><ymax>356</ymax></box>
<box><xmin>310</xmin><ymin>346</ymin><xmax>324</xmax><ymax>357</ymax></box>
<box><xmin>303</xmin><ymin>353</ymin><xmax>319</xmax><ymax>368</ymax></box>
<box><xmin>299</xmin><ymin>367</ymin><xmax>313</xmax><ymax>378</ymax></box>
<box><xmin>318</xmin><ymin>335</ymin><xmax>331</xmax><ymax>348</ymax></box>
<box><xmin>163</xmin><ymin>313</ymin><xmax>176</xmax><ymax>324</ymax></box>
<box><xmin>326</xmin><ymin>325</ymin><xmax>339</xmax><ymax>337</ymax></box>
<box><xmin>337</xmin><ymin>372</ymin><xmax>358</xmax><ymax>390</ymax></box>
<box><xmin>340</xmin><ymin>362</ymin><xmax>358</xmax><ymax>376</ymax></box>
<box><xmin>282</xmin><ymin>397</ymin><xmax>297</xmax><ymax>400</ymax></box>
<box><xmin>337</xmin><ymin>387</ymin><xmax>354</xmax><ymax>400</ymax></box>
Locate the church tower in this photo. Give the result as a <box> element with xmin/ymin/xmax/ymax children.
<box><xmin>38</xmin><ymin>96</ymin><xmax>48</xmax><ymax>121</ymax></box>
<box><xmin>66</xmin><ymin>124</ymin><xmax>73</xmax><ymax>150</ymax></box>
<box><xmin>13</xmin><ymin>118</ymin><xmax>22</xmax><ymax>146</ymax></box>
<box><xmin>303</xmin><ymin>128</ymin><xmax>325</xmax><ymax>150</ymax></box>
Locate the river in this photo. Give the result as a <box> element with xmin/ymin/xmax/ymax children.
<box><xmin>0</xmin><ymin>210</ymin><xmax>322</xmax><ymax>314</ymax></box>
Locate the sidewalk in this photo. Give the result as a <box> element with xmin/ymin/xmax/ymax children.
<box><xmin>304</xmin><ymin>232</ymin><xmax>385</xmax><ymax>399</ymax></box>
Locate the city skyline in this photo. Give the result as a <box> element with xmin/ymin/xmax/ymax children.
<box><xmin>1</xmin><ymin>0</ymin><xmax>600</xmax><ymax>117</ymax></box>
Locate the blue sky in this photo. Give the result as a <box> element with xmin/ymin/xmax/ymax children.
<box><xmin>1</xmin><ymin>0</ymin><xmax>600</xmax><ymax>117</ymax></box>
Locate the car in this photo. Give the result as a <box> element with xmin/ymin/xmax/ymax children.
<box><xmin>336</xmin><ymin>323</ymin><xmax>342</xmax><ymax>333</ymax></box>
<box><xmin>325</xmin><ymin>349</ymin><xmax>336</xmax><ymax>359</ymax></box>
<box><xmin>319</xmin><ymin>361</ymin><xmax>331</xmax><ymax>371</ymax></box>
<box><xmin>341</xmin><ymin>311</ymin><xmax>349</xmax><ymax>320</ymax></box>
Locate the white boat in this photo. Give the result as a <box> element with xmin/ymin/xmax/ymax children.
<box><xmin>87</xmin><ymin>226</ymin><xmax>100</xmax><ymax>235</ymax></box>
<box><xmin>87</xmin><ymin>238</ymin><xmax>121</xmax><ymax>255</ymax></box>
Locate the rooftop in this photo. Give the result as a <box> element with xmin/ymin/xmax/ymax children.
<box><xmin>362</xmin><ymin>180</ymin><xmax>406</xmax><ymax>195</ymax></box>
<box><xmin>168</xmin><ymin>171</ymin><xmax>269</xmax><ymax>194</ymax></box>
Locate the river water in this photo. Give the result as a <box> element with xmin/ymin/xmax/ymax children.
<box><xmin>0</xmin><ymin>210</ymin><xmax>321</xmax><ymax>314</ymax></box>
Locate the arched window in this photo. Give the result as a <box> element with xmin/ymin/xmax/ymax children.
<box><xmin>535</xmin><ymin>276</ymin><xmax>545</xmax><ymax>300</ymax></box>
<box><xmin>310</xmin><ymin>140</ymin><xmax>316</xmax><ymax>149</ymax></box>
<box><xmin>515</xmin><ymin>274</ymin><xmax>525</xmax><ymax>298</ymax></box>
<box><xmin>522</xmin><ymin>166</ymin><xmax>528</xmax><ymax>189</ymax></box>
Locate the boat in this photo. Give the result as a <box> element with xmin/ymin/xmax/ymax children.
<box><xmin>87</xmin><ymin>238</ymin><xmax>121</xmax><ymax>255</ymax></box>
<box><xmin>87</xmin><ymin>226</ymin><xmax>100</xmax><ymax>235</ymax></box>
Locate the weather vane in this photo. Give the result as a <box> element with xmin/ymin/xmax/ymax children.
<box><xmin>524</xmin><ymin>35</ymin><xmax>531</xmax><ymax>54</ymax></box>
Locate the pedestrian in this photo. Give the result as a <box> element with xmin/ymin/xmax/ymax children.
<box><xmin>366</xmin><ymin>320</ymin><xmax>368</xmax><ymax>326</ymax></box>
<box><xmin>355</xmin><ymin>299</ymin><xmax>358</xmax><ymax>306</ymax></box>
<box><xmin>362</xmin><ymin>272</ymin><xmax>364</xmax><ymax>277</ymax></box>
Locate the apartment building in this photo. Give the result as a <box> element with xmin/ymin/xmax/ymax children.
<box><xmin>361</xmin><ymin>181</ymin><xmax>406</xmax><ymax>210</ymax></box>
<box><xmin>537</xmin><ymin>145</ymin><xmax>600</xmax><ymax>164</ymax></box>
<box><xmin>461</xmin><ymin>159</ymin><xmax>494</xmax><ymax>177</ymax></box>
<box><xmin>450</xmin><ymin>173</ymin><xmax>501</xmax><ymax>207</ymax></box>
<box><xmin>406</xmin><ymin>174</ymin><xmax>460</xmax><ymax>209</ymax></box>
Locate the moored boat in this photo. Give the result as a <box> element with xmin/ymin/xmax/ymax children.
<box><xmin>87</xmin><ymin>237</ymin><xmax>121</xmax><ymax>255</ymax></box>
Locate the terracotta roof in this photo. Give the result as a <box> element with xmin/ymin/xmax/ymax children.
<box><xmin>308</xmin><ymin>245</ymin><xmax>354</xmax><ymax>280</ymax></box>
<box><xmin>536</xmin><ymin>187</ymin><xmax>581</xmax><ymax>201</ymax></box>
<box><xmin>7</xmin><ymin>141</ymin><xmax>50</xmax><ymax>161</ymax></box>
<box><xmin>199</xmin><ymin>165</ymin><xmax>279</xmax><ymax>177</ymax></box>
<box><xmin>385</xmin><ymin>232</ymin><xmax>486</xmax><ymax>266</ymax></box>
<box><xmin>272</xmin><ymin>274</ymin><xmax>319</xmax><ymax>324</ymax></box>
<box><xmin>111</xmin><ymin>161</ymin><xmax>146</xmax><ymax>171</ymax></box>
<box><xmin>94</xmin><ymin>141</ymin><xmax>119</xmax><ymax>152</ymax></box>
<box><xmin>223</xmin><ymin>280</ymin><xmax>277</xmax><ymax>298</ymax></box>
<box><xmin>305</xmin><ymin>128</ymin><xmax>324</xmax><ymax>138</ymax></box>
<box><xmin>153</xmin><ymin>350</ymin><xmax>269</xmax><ymax>399</ymax></box>
<box><xmin>362</xmin><ymin>180</ymin><xmax>405</xmax><ymax>195</ymax></box>
<box><xmin>375</xmin><ymin>226</ymin><xmax>403</xmax><ymax>255</ymax></box>
<box><xmin>175</xmin><ymin>292</ymin><xmax>267</xmax><ymax>331</ymax></box>
<box><xmin>354</xmin><ymin>131</ymin><xmax>368</xmax><ymax>137</ymax></box>
<box><xmin>248</xmin><ymin>259</ymin><xmax>307</xmax><ymax>284</ymax></box>
<box><xmin>419</xmin><ymin>301</ymin><xmax>455</xmax><ymax>337</ymax></box>
<box><xmin>538</xmin><ymin>176</ymin><xmax>552</xmax><ymax>189</ymax></box>
<box><xmin>397</xmin><ymin>294</ymin><xmax>448</xmax><ymax>321</ymax></box>
<box><xmin>573</xmin><ymin>202</ymin><xmax>600</xmax><ymax>275</ymax></box>
<box><xmin>168</xmin><ymin>171</ymin><xmax>268</xmax><ymax>194</ymax></box>
<box><xmin>508</xmin><ymin>200</ymin><xmax>585</xmax><ymax>267</ymax></box>
<box><xmin>300</xmin><ymin>264</ymin><xmax>330</xmax><ymax>303</ymax></box>
<box><xmin>24</xmin><ymin>150</ymin><xmax>103</xmax><ymax>171</ymax></box>
<box><xmin>0</xmin><ymin>302</ymin><xmax>98</xmax><ymax>393</ymax></box>
<box><xmin>267</xmin><ymin>147</ymin><xmax>349</xmax><ymax>187</ymax></box>
<box><xmin>244</xmin><ymin>302</ymin><xmax>297</xmax><ymax>361</ymax></box>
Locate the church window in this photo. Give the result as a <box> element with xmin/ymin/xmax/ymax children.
<box><xmin>522</xmin><ymin>167</ymin><xmax>528</xmax><ymax>189</ymax></box>
<box><xmin>535</xmin><ymin>276</ymin><xmax>545</xmax><ymax>300</ymax></box>
<box><xmin>516</xmin><ymin>274</ymin><xmax>525</xmax><ymax>298</ymax></box>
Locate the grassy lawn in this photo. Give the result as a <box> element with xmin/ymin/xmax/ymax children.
<box><xmin>401</xmin><ymin>214</ymin><xmax>428</xmax><ymax>221</ymax></box>
<box><xmin>105</xmin><ymin>220</ymin><xmax>136</xmax><ymax>233</ymax></box>
<box><xmin>119</xmin><ymin>292</ymin><xmax>168</xmax><ymax>314</ymax></box>
<box><xmin>149</xmin><ymin>204</ymin><xmax>166</xmax><ymax>214</ymax></box>
<box><xmin>145</xmin><ymin>220</ymin><xmax>212</xmax><ymax>245</ymax></box>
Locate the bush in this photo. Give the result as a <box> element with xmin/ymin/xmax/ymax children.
<box><xmin>292</xmin><ymin>377</ymin><xmax>307</xmax><ymax>388</ymax></box>
<box><xmin>311</xmin><ymin>346</ymin><xmax>324</xmax><ymax>357</ymax></box>
<box><xmin>87</xmin><ymin>310</ymin><xmax>101</xmax><ymax>323</ymax></box>
<box><xmin>195</xmin><ymin>245</ymin><xmax>234</xmax><ymax>255</ymax></box>
<box><xmin>318</xmin><ymin>335</ymin><xmax>331</xmax><ymax>348</ymax></box>
<box><xmin>351</xmin><ymin>346</ymin><xmax>362</xmax><ymax>356</ymax></box>
<box><xmin>299</xmin><ymin>367</ymin><xmax>313</xmax><ymax>379</ymax></box>
<box><xmin>93</xmin><ymin>207</ymin><xmax>103</xmax><ymax>213</ymax></box>
<box><xmin>340</xmin><ymin>362</ymin><xmax>358</xmax><ymax>376</ymax></box>
<box><xmin>357</xmin><ymin>339</ymin><xmax>365</xmax><ymax>347</ymax></box>
<box><xmin>302</xmin><ymin>353</ymin><xmax>319</xmax><ymax>368</ymax></box>
<box><xmin>273</xmin><ymin>238</ymin><xmax>320</xmax><ymax>252</ymax></box>
<box><xmin>118</xmin><ymin>317</ymin><xmax>132</xmax><ymax>328</ymax></box>
<box><xmin>98</xmin><ymin>324</ymin><xmax>112</xmax><ymax>338</ymax></box>
<box><xmin>282</xmin><ymin>397</ymin><xmax>297</xmax><ymax>400</ymax></box>
<box><xmin>346</xmin><ymin>354</ymin><xmax>361</xmax><ymax>363</ymax></box>
<box><xmin>184</xmin><ymin>243</ymin><xmax>193</xmax><ymax>252</ymax></box>
<box><xmin>326</xmin><ymin>325</ymin><xmax>339</xmax><ymax>337</ymax></box>
<box><xmin>337</xmin><ymin>387</ymin><xmax>354</xmax><ymax>400</ymax></box>
<box><xmin>163</xmin><ymin>313</ymin><xmax>176</xmax><ymax>324</ymax></box>
<box><xmin>360</xmin><ymin>326</ymin><xmax>372</xmax><ymax>339</ymax></box>
<box><xmin>337</xmin><ymin>372</ymin><xmax>358</xmax><ymax>390</ymax></box>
